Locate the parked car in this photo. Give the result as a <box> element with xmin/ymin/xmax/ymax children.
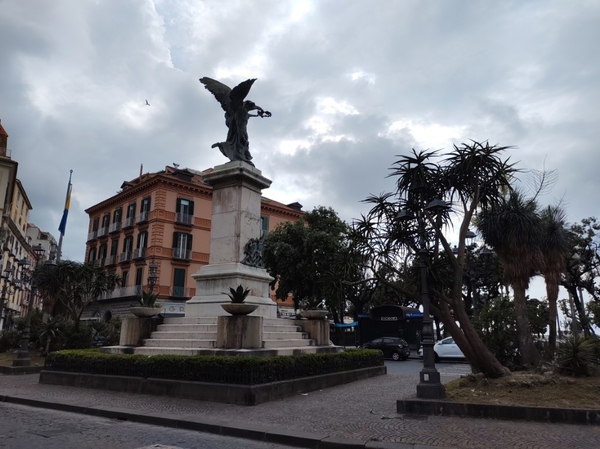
<box><xmin>360</xmin><ymin>337</ymin><xmax>410</xmax><ymax>361</ymax></box>
<box><xmin>91</xmin><ymin>336</ymin><xmax>110</xmax><ymax>348</ymax></box>
<box><xmin>417</xmin><ymin>337</ymin><xmax>466</xmax><ymax>362</ymax></box>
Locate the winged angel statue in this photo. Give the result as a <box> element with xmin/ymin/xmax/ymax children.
<box><xmin>200</xmin><ymin>77</ymin><xmax>271</xmax><ymax>166</ymax></box>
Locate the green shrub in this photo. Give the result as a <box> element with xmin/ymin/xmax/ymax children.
<box><xmin>0</xmin><ymin>329</ymin><xmax>21</xmax><ymax>352</ymax></box>
<box><xmin>64</xmin><ymin>324</ymin><xmax>94</xmax><ymax>350</ymax></box>
<box><xmin>556</xmin><ymin>336</ymin><xmax>598</xmax><ymax>377</ymax></box>
<box><xmin>45</xmin><ymin>349</ymin><xmax>383</xmax><ymax>384</ymax></box>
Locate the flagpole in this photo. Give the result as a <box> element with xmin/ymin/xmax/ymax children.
<box><xmin>57</xmin><ymin>169</ymin><xmax>73</xmax><ymax>262</ymax></box>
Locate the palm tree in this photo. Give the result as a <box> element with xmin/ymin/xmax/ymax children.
<box><xmin>477</xmin><ymin>190</ymin><xmax>543</xmax><ymax>367</ymax></box>
<box><xmin>540</xmin><ymin>205</ymin><xmax>570</xmax><ymax>358</ymax></box>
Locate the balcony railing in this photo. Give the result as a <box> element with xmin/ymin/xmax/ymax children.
<box><xmin>97</xmin><ymin>226</ymin><xmax>109</xmax><ymax>238</ymax></box>
<box><xmin>105</xmin><ymin>255</ymin><xmax>117</xmax><ymax>266</ymax></box>
<box><xmin>123</xmin><ymin>217</ymin><xmax>134</xmax><ymax>228</ymax></box>
<box><xmin>132</xmin><ymin>247</ymin><xmax>146</xmax><ymax>259</ymax></box>
<box><xmin>172</xmin><ymin>248</ymin><xmax>191</xmax><ymax>260</ymax></box>
<box><xmin>97</xmin><ymin>258</ymin><xmax>106</xmax><ymax>267</ymax></box>
<box><xmin>87</xmin><ymin>230</ymin><xmax>98</xmax><ymax>241</ymax></box>
<box><xmin>108</xmin><ymin>222</ymin><xmax>121</xmax><ymax>234</ymax></box>
<box><xmin>136</xmin><ymin>211</ymin><xmax>149</xmax><ymax>224</ymax></box>
<box><xmin>171</xmin><ymin>286</ymin><xmax>192</xmax><ymax>298</ymax></box>
<box><xmin>119</xmin><ymin>251</ymin><xmax>132</xmax><ymax>263</ymax></box>
<box><xmin>176</xmin><ymin>212</ymin><xmax>193</xmax><ymax>225</ymax></box>
<box><xmin>99</xmin><ymin>285</ymin><xmax>142</xmax><ymax>300</ymax></box>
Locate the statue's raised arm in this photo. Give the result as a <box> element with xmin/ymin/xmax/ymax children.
<box><xmin>200</xmin><ymin>77</ymin><xmax>271</xmax><ymax>167</ymax></box>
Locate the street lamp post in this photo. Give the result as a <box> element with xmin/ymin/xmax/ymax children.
<box><xmin>397</xmin><ymin>198</ymin><xmax>449</xmax><ymax>400</ymax></box>
<box><xmin>147</xmin><ymin>257</ymin><xmax>158</xmax><ymax>295</ymax></box>
<box><xmin>0</xmin><ymin>266</ymin><xmax>15</xmax><ymax>331</ymax></box>
<box><xmin>12</xmin><ymin>244</ymin><xmax>48</xmax><ymax>367</ymax></box>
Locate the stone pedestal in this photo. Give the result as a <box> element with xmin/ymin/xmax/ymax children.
<box><xmin>119</xmin><ymin>317</ymin><xmax>160</xmax><ymax>346</ymax></box>
<box><xmin>186</xmin><ymin>161</ymin><xmax>276</xmax><ymax>318</ymax></box>
<box><xmin>296</xmin><ymin>319</ymin><xmax>331</xmax><ymax>346</ymax></box>
<box><xmin>216</xmin><ymin>315</ymin><xmax>263</xmax><ymax>349</ymax></box>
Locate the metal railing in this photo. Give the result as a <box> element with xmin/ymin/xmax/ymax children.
<box><xmin>172</xmin><ymin>248</ymin><xmax>191</xmax><ymax>260</ymax></box>
<box><xmin>108</xmin><ymin>222</ymin><xmax>121</xmax><ymax>233</ymax></box>
<box><xmin>176</xmin><ymin>212</ymin><xmax>193</xmax><ymax>225</ymax></box>
<box><xmin>136</xmin><ymin>211</ymin><xmax>149</xmax><ymax>223</ymax></box>
<box><xmin>132</xmin><ymin>248</ymin><xmax>146</xmax><ymax>259</ymax></box>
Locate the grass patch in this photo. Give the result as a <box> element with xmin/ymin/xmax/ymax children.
<box><xmin>0</xmin><ymin>351</ymin><xmax>46</xmax><ymax>367</ymax></box>
<box><xmin>445</xmin><ymin>371</ymin><xmax>600</xmax><ymax>409</ymax></box>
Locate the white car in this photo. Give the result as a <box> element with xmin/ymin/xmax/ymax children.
<box><xmin>417</xmin><ymin>337</ymin><xmax>466</xmax><ymax>362</ymax></box>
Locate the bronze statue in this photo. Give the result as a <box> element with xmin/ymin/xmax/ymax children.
<box><xmin>200</xmin><ymin>77</ymin><xmax>271</xmax><ymax>166</ymax></box>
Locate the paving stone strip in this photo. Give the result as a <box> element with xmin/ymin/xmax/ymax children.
<box><xmin>1</xmin><ymin>372</ymin><xmax>599</xmax><ymax>449</ymax></box>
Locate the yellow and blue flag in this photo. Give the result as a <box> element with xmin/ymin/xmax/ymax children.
<box><xmin>58</xmin><ymin>170</ymin><xmax>73</xmax><ymax>236</ymax></box>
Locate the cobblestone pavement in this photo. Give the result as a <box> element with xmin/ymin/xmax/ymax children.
<box><xmin>1</xmin><ymin>372</ymin><xmax>599</xmax><ymax>449</ymax></box>
<box><xmin>0</xmin><ymin>402</ymin><xmax>294</xmax><ymax>449</ymax></box>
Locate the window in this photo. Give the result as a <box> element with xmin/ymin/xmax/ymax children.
<box><xmin>173</xmin><ymin>268</ymin><xmax>186</xmax><ymax>297</ymax></box>
<box><xmin>122</xmin><ymin>270</ymin><xmax>128</xmax><ymax>287</ymax></box>
<box><xmin>101</xmin><ymin>213</ymin><xmax>110</xmax><ymax>228</ymax></box>
<box><xmin>124</xmin><ymin>203</ymin><xmax>136</xmax><ymax>227</ymax></box>
<box><xmin>172</xmin><ymin>232</ymin><xmax>192</xmax><ymax>259</ymax></box>
<box><xmin>110</xmin><ymin>239</ymin><xmax>119</xmax><ymax>256</ymax></box>
<box><xmin>88</xmin><ymin>247</ymin><xmax>97</xmax><ymax>262</ymax></box>
<box><xmin>134</xmin><ymin>231</ymin><xmax>148</xmax><ymax>259</ymax></box>
<box><xmin>123</xmin><ymin>236</ymin><xmax>133</xmax><ymax>253</ymax></box>
<box><xmin>98</xmin><ymin>243</ymin><xmax>107</xmax><ymax>265</ymax></box>
<box><xmin>137</xmin><ymin>197</ymin><xmax>151</xmax><ymax>223</ymax></box>
<box><xmin>176</xmin><ymin>198</ymin><xmax>194</xmax><ymax>224</ymax></box>
<box><xmin>126</xmin><ymin>203</ymin><xmax>136</xmax><ymax>218</ymax></box>
<box><xmin>261</xmin><ymin>215</ymin><xmax>269</xmax><ymax>238</ymax></box>
<box><xmin>141</xmin><ymin>196</ymin><xmax>151</xmax><ymax>213</ymax></box>
<box><xmin>137</xmin><ymin>231</ymin><xmax>148</xmax><ymax>249</ymax></box>
<box><xmin>92</xmin><ymin>217</ymin><xmax>99</xmax><ymax>231</ymax></box>
<box><xmin>135</xmin><ymin>267</ymin><xmax>143</xmax><ymax>285</ymax></box>
<box><xmin>113</xmin><ymin>208</ymin><xmax>122</xmax><ymax>223</ymax></box>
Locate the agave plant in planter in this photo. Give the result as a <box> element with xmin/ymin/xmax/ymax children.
<box><xmin>130</xmin><ymin>291</ymin><xmax>162</xmax><ymax>317</ymax></box>
<box><xmin>221</xmin><ymin>285</ymin><xmax>258</xmax><ymax>315</ymax></box>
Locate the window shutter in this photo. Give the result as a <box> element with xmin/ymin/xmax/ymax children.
<box><xmin>186</xmin><ymin>234</ymin><xmax>193</xmax><ymax>251</ymax></box>
<box><xmin>189</xmin><ymin>201</ymin><xmax>195</xmax><ymax>215</ymax></box>
<box><xmin>173</xmin><ymin>232</ymin><xmax>179</xmax><ymax>248</ymax></box>
<box><xmin>176</xmin><ymin>198</ymin><xmax>181</xmax><ymax>214</ymax></box>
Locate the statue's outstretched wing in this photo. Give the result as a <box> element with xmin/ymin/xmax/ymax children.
<box><xmin>199</xmin><ymin>77</ymin><xmax>232</xmax><ymax>113</ymax></box>
<box><xmin>230</xmin><ymin>79</ymin><xmax>256</xmax><ymax>111</ymax></box>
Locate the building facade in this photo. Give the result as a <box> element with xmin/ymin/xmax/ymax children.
<box><xmin>0</xmin><ymin>120</ymin><xmax>52</xmax><ymax>330</ymax></box>
<box><xmin>83</xmin><ymin>165</ymin><xmax>302</xmax><ymax>319</ymax></box>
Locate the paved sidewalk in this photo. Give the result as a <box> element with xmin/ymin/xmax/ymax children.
<box><xmin>1</xmin><ymin>372</ymin><xmax>599</xmax><ymax>449</ymax></box>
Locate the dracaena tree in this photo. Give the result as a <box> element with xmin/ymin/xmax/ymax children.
<box><xmin>354</xmin><ymin>141</ymin><xmax>515</xmax><ymax>378</ymax></box>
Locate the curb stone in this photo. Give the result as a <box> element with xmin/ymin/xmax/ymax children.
<box><xmin>0</xmin><ymin>393</ymin><xmax>444</xmax><ymax>448</ymax></box>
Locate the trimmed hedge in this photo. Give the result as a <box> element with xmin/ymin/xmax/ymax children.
<box><xmin>44</xmin><ymin>349</ymin><xmax>383</xmax><ymax>385</ymax></box>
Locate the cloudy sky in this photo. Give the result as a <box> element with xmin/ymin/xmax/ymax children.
<box><xmin>1</xmin><ymin>1</ymin><xmax>599</xmax><ymax>300</ymax></box>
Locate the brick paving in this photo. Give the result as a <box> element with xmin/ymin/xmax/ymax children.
<box><xmin>1</xmin><ymin>372</ymin><xmax>599</xmax><ymax>448</ymax></box>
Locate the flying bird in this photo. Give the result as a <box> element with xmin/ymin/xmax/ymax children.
<box><xmin>145</xmin><ymin>100</ymin><xmax>150</xmax><ymax>106</ymax></box>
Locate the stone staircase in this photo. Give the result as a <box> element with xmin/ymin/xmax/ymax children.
<box><xmin>128</xmin><ymin>316</ymin><xmax>341</xmax><ymax>357</ymax></box>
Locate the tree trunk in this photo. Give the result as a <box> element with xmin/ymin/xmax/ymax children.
<box><xmin>436</xmin><ymin>298</ymin><xmax>509</xmax><ymax>378</ymax></box>
<box><xmin>545</xmin><ymin>275</ymin><xmax>559</xmax><ymax>360</ymax></box>
<box><xmin>512</xmin><ymin>282</ymin><xmax>541</xmax><ymax>367</ymax></box>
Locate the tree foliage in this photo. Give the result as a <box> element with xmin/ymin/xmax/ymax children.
<box><xmin>264</xmin><ymin>206</ymin><xmax>351</xmax><ymax>320</ymax></box>
<box><xmin>35</xmin><ymin>260</ymin><xmax>120</xmax><ymax>330</ymax></box>
<box><xmin>354</xmin><ymin>141</ymin><xmax>516</xmax><ymax>378</ymax></box>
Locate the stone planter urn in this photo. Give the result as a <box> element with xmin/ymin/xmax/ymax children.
<box><xmin>129</xmin><ymin>306</ymin><xmax>161</xmax><ymax>318</ymax></box>
<box><xmin>301</xmin><ymin>310</ymin><xmax>328</xmax><ymax>320</ymax></box>
<box><xmin>221</xmin><ymin>303</ymin><xmax>258</xmax><ymax>316</ymax></box>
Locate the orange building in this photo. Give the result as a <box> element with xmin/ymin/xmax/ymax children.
<box><xmin>84</xmin><ymin>165</ymin><xmax>301</xmax><ymax>319</ymax></box>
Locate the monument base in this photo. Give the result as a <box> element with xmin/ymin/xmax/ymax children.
<box><xmin>186</xmin><ymin>262</ymin><xmax>277</xmax><ymax>318</ymax></box>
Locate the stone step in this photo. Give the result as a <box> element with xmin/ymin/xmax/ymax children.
<box><xmin>162</xmin><ymin>317</ymin><xmax>218</xmax><ymax>325</ymax></box>
<box><xmin>263</xmin><ymin>324</ymin><xmax>302</xmax><ymax>332</ymax></box>
<box><xmin>263</xmin><ymin>339</ymin><xmax>314</xmax><ymax>348</ymax></box>
<box><xmin>130</xmin><ymin>345</ymin><xmax>343</xmax><ymax>357</ymax></box>
<box><xmin>263</xmin><ymin>318</ymin><xmax>300</xmax><ymax>326</ymax></box>
<box><xmin>157</xmin><ymin>324</ymin><xmax>217</xmax><ymax>332</ymax></box>
<box><xmin>150</xmin><ymin>331</ymin><xmax>217</xmax><ymax>340</ymax></box>
<box><xmin>263</xmin><ymin>331</ymin><xmax>308</xmax><ymax>340</ymax></box>
<box><xmin>143</xmin><ymin>339</ymin><xmax>216</xmax><ymax>348</ymax></box>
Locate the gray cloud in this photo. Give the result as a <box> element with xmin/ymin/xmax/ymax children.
<box><xmin>0</xmin><ymin>0</ymin><xmax>598</xmax><ymax>283</ymax></box>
